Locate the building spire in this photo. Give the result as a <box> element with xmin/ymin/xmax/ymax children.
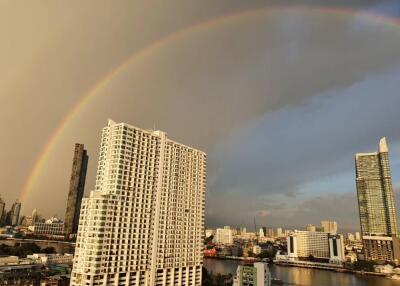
<box><xmin>379</xmin><ymin>137</ymin><xmax>389</xmax><ymax>153</ymax></box>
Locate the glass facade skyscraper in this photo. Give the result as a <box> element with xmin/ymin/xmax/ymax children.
<box><xmin>355</xmin><ymin>137</ymin><xmax>397</xmax><ymax>236</ymax></box>
<box><xmin>355</xmin><ymin>137</ymin><xmax>400</xmax><ymax>261</ymax></box>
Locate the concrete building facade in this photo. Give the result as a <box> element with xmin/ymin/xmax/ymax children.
<box><xmin>70</xmin><ymin>120</ymin><xmax>206</xmax><ymax>286</ymax></box>
<box><xmin>215</xmin><ymin>226</ymin><xmax>233</xmax><ymax>245</ymax></box>
<box><xmin>287</xmin><ymin>230</ymin><xmax>345</xmax><ymax>264</ymax></box>
<box><xmin>321</xmin><ymin>221</ymin><xmax>338</xmax><ymax>234</ymax></box>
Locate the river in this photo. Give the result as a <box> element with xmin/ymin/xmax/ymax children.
<box><xmin>203</xmin><ymin>258</ymin><xmax>400</xmax><ymax>286</ymax></box>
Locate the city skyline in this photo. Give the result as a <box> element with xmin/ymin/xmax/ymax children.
<box><xmin>2</xmin><ymin>0</ymin><xmax>400</xmax><ymax>231</ymax></box>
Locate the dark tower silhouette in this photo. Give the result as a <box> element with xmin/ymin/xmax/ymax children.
<box><xmin>64</xmin><ymin>143</ymin><xmax>88</xmax><ymax>236</ymax></box>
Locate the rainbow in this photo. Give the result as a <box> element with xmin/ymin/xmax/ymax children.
<box><xmin>19</xmin><ymin>5</ymin><xmax>400</xmax><ymax>204</ymax></box>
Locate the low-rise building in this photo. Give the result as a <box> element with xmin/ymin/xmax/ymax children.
<box><xmin>27</xmin><ymin>254</ymin><xmax>73</xmax><ymax>265</ymax></box>
<box><xmin>0</xmin><ymin>256</ymin><xmax>19</xmax><ymax>266</ymax></box>
<box><xmin>363</xmin><ymin>235</ymin><xmax>400</xmax><ymax>263</ymax></box>
<box><xmin>233</xmin><ymin>262</ymin><xmax>271</xmax><ymax>286</ymax></box>
<box><xmin>32</xmin><ymin>217</ymin><xmax>64</xmax><ymax>235</ymax></box>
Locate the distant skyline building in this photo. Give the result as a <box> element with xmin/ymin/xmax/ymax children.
<box><xmin>216</xmin><ymin>226</ymin><xmax>234</xmax><ymax>245</ymax></box>
<box><xmin>321</xmin><ymin>221</ymin><xmax>338</xmax><ymax>234</ymax></box>
<box><xmin>70</xmin><ymin>120</ymin><xmax>206</xmax><ymax>286</ymax></box>
<box><xmin>306</xmin><ymin>224</ymin><xmax>316</xmax><ymax>232</ymax></box>
<box><xmin>10</xmin><ymin>201</ymin><xmax>21</xmax><ymax>226</ymax></box>
<box><xmin>355</xmin><ymin>137</ymin><xmax>400</xmax><ymax>262</ymax></box>
<box><xmin>64</xmin><ymin>143</ymin><xmax>88</xmax><ymax>236</ymax></box>
<box><xmin>259</xmin><ymin>228</ymin><xmax>265</xmax><ymax>238</ymax></box>
<box><xmin>0</xmin><ymin>197</ymin><xmax>5</xmax><ymax>225</ymax></box>
<box><xmin>268</xmin><ymin>228</ymin><xmax>274</xmax><ymax>238</ymax></box>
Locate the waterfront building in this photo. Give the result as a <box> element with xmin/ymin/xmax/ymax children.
<box><xmin>321</xmin><ymin>221</ymin><xmax>338</xmax><ymax>234</ymax></box>
<box><xmin>216</xmin><ymin>226</ymin><xmax>234</xmax><ymax>244</ymax></box>
<box><xmin>33</xmin><ymin>217</ymin><xmax>64</xmax><ymax>235</ymax></box>
<box><xmin>328</xmin><ymin>235</ymin><xmax>346</xmax><ymax>264</ymax></box>
<box><xmin>64</xmin><ymin>143</ymin><xmax>88</xmax><ymax>236</ymax></box>
<box><xmin>287</xmin><ymin>230</ymin><xmax>345</xmax><ymax>264</ymax></box>
<box><xmin>306</xmin><ymin>224</ymin><xmax>316</xmax><ymax>232</ymax></box>
<box><xmin>10</xmin><ymin>201</ymin><xmax>21</xmax><ymax>226</ymax></box>
<box><xmin>355</xmin><ymin>137</ymin><xmax>399</xmax><ymax>262</ymax></box>
<box><xmin>233</xmin><ymin>262</ymin><xmax>271</xmax><ymax>286</ymax></box>
<box><xmin>362</xmin><ymin>235</ymin><xmax>400</xmax><ymax>262</ymax></box>
<box><xmin>70</xmin><ymin>120</ymin><xmax>206</xmax><ymax>286</ymax></box>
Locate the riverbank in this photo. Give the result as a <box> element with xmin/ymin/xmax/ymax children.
<box><xmin>206</xmin><ymin>256</ymin><xmax>388</xmax><ymax>278</ymax></box>
<box><xmin>274</xmin><ymin>260</ymin><xmax>387</xmax><ymax>278</ymax></box>
<box><xmin>204</xmin><ymin>258</ymin><xmax>400</xmax><ymax>286</ymax></box>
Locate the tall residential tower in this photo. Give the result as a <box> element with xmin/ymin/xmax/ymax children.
<box><xmin>355</xmin><ymin>137</ymin><xmax>400</xmax><ymax>261</ymax></box>
<box><xmin>10</xmin><ymin>201</ymin><xmax>21</xmax><ymax>226</ymax></box>
<box><xmin>64</xmin><ymin>144</ymin><xmax>88</xmax><ymax>236</ymax></box>
<box><xmin>70</xmin><ymin>120</ymin><xmax>206</xmax><ymax>286</ymax></box>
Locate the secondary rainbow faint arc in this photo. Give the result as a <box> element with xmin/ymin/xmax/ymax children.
<box><xmin>19</xmin><ymin>5</ymin><xmax>400</xmax><ymax>204</ymax></box>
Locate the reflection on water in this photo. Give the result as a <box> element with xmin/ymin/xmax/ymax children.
<box><xmin>203</xmin><ymin>258</ymin><xmax>400</xmax><ymax>286</ymax></box>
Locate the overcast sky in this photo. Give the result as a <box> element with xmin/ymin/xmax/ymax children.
<box><xmin>2</xmin><ymin>0</ymin><xmax>400</xmax><ymax>232</ymax></box>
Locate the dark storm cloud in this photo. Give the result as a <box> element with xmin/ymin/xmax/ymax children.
<box><xmin>1</xmin><ymin>0</ymin><xmax>400</xmax><ymax>225</ymax></box>
<box><xmin>206</xmin><ymin>191</ymin><xmax>360</xmax><ymax>231</ymax></box>
<box><xmin>206</xmin><ymin>69</ymin><xmax>400</xmax><ymax>227</ymax></box>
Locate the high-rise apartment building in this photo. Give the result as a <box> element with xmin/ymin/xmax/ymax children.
<box><xmin>10</xmin><ymin>201</ymin><xmax>21</xmax><ymax>226</ymax></box>
<box><xmin>321</xmin><ymin>221</ymin><xmax>338</xmax><ymax>234</ymax></box>
<box><xmin>355</xmin><ymin>137</ymin><xmax>400</xmax><ymax>262</ymax></box>
<box><xmin>64</xmin><ymin>144</ymin><xmax>88</xmax><ymax>236</ymax></box>
<box><xmin>70</xmin><ymin>120</ymin><xmax>206</xmax><ymax>286</ymax></box>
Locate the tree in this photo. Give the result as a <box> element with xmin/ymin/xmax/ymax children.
<box><xmin>42</xmin><ymin>246</ymin><xmax>56</xmax><ymax>254</ymax></box>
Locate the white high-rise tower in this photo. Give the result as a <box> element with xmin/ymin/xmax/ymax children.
<box><xmin>70</xmin><ymin>120</ymin><xmax>206</xmax><ymax>286</ymax></box>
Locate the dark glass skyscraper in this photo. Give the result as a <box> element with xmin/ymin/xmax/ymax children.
<box><xmin>10</xmin><ymin>201</ymin><xmax>21</xmax><ymax>226</ymax></box>
<box><xmin>64</xmin><ymin>143</ymin><xmax>88</xmax><ymax>236</ymax></box>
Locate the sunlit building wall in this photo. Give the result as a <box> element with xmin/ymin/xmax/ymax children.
<box><xmin>70</xmin><ymin>120</ymin><xmax>206</xmax><ymax>286</ymax></box>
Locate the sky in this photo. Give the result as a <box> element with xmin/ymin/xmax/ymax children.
<box><xmin>1</xmin><ymin>0</ymin><xmax>400</xmax><ymax>232</ymax></box>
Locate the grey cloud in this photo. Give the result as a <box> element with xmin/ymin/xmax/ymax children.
<box><xmin>206</xmin><ymin>191</ymin><xmax>360</xmax><ymax>231</ymax></box>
